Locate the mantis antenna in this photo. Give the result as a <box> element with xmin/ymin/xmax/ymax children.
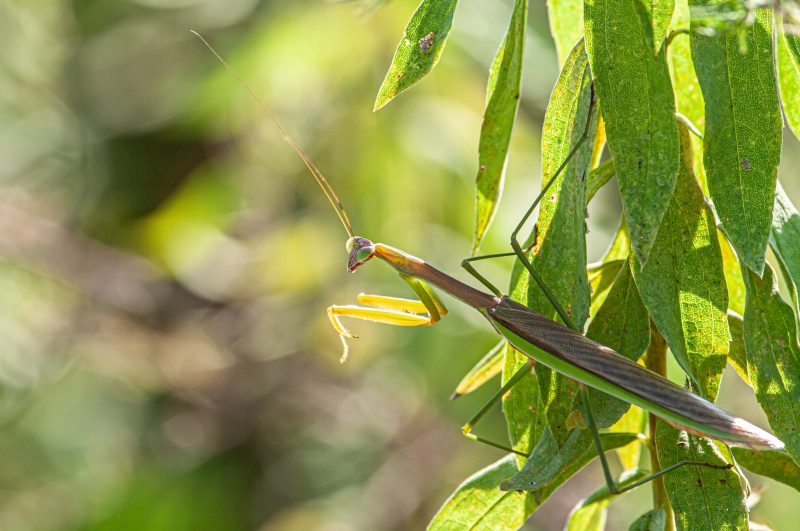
<box><xmin>191</xmin><ymin>30</ymin><xmax>355</xmax><ymax>240</ymax></box>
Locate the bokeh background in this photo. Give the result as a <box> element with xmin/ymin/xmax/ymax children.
<box><xmin>1</xmin><ymin>0</ymin><xmax>799</xmax><ymax>529</ymax></box>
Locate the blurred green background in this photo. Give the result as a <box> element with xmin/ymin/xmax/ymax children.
<box><xmin>1</xmin><ymin>0</ymin><xmax>799</xmax><ymax>529</ymax></box>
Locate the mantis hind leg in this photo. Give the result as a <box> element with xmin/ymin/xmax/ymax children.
<box><xmin>452</xmin><ymin>88</ymin><xmax>596</xmax><ymax>451</ymax></box>
<box><xmin>463</xmin><ymin>85</ymin><xmax>597</xmax><ymax>333</ymax></box>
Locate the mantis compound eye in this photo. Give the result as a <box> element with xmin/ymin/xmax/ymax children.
<box><xmin>345</xmin><ymin>237</ymin><xmax>356</xmax><ymax>253</ymax></box>
<box><xmin>356</xmin><ymin>247</ymin><xmax>372</xmax><ymax>263</ymax></box>
<box><xmin>347</xmin><ymin>237</ymin><xmax>376</xmax><ymax>272</ymax></box>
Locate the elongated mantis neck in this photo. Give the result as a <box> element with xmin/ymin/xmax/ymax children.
<box><xmin>349</xmin><ymin>237</ymin><xmax>499</xmax><ymax>310</ymax></box>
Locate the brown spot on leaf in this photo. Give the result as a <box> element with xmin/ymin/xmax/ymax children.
<box><xmin>741</xmin><ymin>157</ymin><xmax>751</xmax><ymax>171</ymax></box>
<box><xmin>418</xmin><ymin>32</ymin><xmax>435</xmax><ymax>54</ymax></box>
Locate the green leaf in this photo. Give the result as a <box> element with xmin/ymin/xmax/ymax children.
<box><xmin>502</xmin><ymin>341</ymin><xmax>544</xmax><ymax>462</ymax></box>
<box><xmin>609</xmin><ymin>403</ymin><xmax>645</xmax><ymax>470</ymax></box>
<box><xmin>526</xmin><ymin>38</ymin><xmax>595</xmax><ymax>446</ymax></box>
<box><xmin>628</xmin><ymin>509</ymin><xmax>667</xmax><ymax>531</ymax></box>
<box><xmin>506</xmin><ymin>259</ymin><xmax>648</xmax><ymax>491</ymax></box>
<box><xmin>565</xmin><ymin>498</ymin><xmax>607</xmax><ymax>531</ymax></box>
<box><xmin>472</xmin><ymin>0</ymin><xmax>527</xmax><ymax>254</ymax></box>
<box><xmin>500</xmin><ymin>429</ymin><xmax>638</xmax><ymax>491</ymax></box>
<box><xmin>565</xmin><ymin>469</ymin><xmax>650</xmax><ymax>531</ymax></box>
<box><xmin>602</xmin><ymin>216</ymin><xmax>631</xmax><ymax>262</ymax></box>
<box><xmin>427</xmin><ymin>454</ymin><xmax>535</xmax><ymax>530</ymax></box>
<box><xmin>503</xmin><ymin>232</ymin><xmax>545</xmax><ymax>459</ymax></box>
<box><xmin>588</xmin><ymin>259</ymin><xmax>625</xmax><ymax>321</ymax></box>
<box><xmin>777</xmin><ymin>19</ymin><xmax>800</xmax><ymax>141</ymax></box>
<box><xmin>585</xmin><ymin>258</ymin><xmax>651</xmax><ymax>426</ymax></box>
<box><xmin>374</xmin><ymin>0</ymin><xmax>458</xmax><ymax>110</ymax></box>
<box><xmin>651</xmin><ymin>0</ymin><xmax>675</xmax><ymax>53</ymax></box>
<box><xmin>732</xmin><ymin>447</ymin><xmax>800</xmax><ymax>492</ymax></box>
<box><xmin>655</xmin><ymin>422</ymin><xmax>748</xmax><ymax>531</ymax></box>
<box><xmin>742</xmin><ymin>262</ymin><xmax>800</xmax><ymax>464</ymax></box>
<box><xmin>720</xmin><ymin>230</ymin><xmax>746</xmax><ymax>315</ymax></box>
<box><xmin>785</xmin><ymin>17</ymin><xmax>800</xmax><ymax>66</ymax></box>
<box><xmin>547</xmin><ymin>0</ymin><xmax>584</xmax><ymax>67</ymax></box>
<box><xmin>452</xmin><ymin>340</ymin><xmax>505</xmax><ymax>398</ymax></box>
<box><xmin>527</xmin><ymin>39</ymin><xmax>594</xmax><ymax>328</ymax></box>
<box><xmin>631</xmin><ymin>122</ymin><xmax>729</xmax><ymax>400</ymax></box>
<box><xmin>688</xmin><ymin>4</ymin><xmax>782</xmax><ymax>274</ymax></box>
<box><xmin>668</xmin><ymin>0</ymin><xmax>707</xmax><ymax>192</ymax></box>
<box><xmin>503</xmin><ymin>426</ymin><xmax>589</xmax><ymax>492</ymax></box>
<box><xmin>586</xmin><ymin>159</ymin><xmax>615</xmax><ymax>204</ymax></box>
<box><xmin>770</xmin><ymin>181</ymin><xmax>800</xmax><ymax>318</ymax></box>
<box><xmin>726</xmin><ymin>310</ymin><xmax>751</xmax><ymax>387</ymax></box>
<box><xmin>585</xmin><ymin>0</ymin><xmax>680</xmax><ymax>266</ymax></box>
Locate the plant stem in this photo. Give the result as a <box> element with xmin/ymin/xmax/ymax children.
<box><xmin>644</xmin><ymin>321</ymin><xmax>675</xmax><ymax>531</ymax></box>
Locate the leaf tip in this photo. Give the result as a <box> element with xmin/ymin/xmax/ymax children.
<box><xmin>373</xmin><ymin>96</ymin><xmax>387</xmax><ymax>112</ymax></box>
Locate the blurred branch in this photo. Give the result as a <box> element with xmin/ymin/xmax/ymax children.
<box><xmin>0</xmin><ymin>192</ymin><xmax>223</xmax><ymax>325</ymax></box>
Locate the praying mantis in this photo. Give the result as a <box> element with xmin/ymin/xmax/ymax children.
<box><xmin>192</xmin><ymin>32</ymin><xmax>783</xmax><ymax>498</ymax></box>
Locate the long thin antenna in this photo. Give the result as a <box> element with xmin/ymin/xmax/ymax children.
<box><xmin>191</xmin><ymin>30</ymin><xmax>355</xmax><ymax>239</ymax></box>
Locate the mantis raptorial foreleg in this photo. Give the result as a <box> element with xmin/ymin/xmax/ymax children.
<box><xmin>328</xmin><ymin>274</ymin><xmax>448</xmax><ymax>362</ymax></box>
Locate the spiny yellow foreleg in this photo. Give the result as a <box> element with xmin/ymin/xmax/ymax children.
<box><xmin>327</xmin><ymin>293</ymin><xmax>440</xmax><ymax>362</ymax></box>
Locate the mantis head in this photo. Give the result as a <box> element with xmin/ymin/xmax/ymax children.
<box><xmin>346</xmin><ymin>237</ymin><xmax>376</xmax><ymax>272</ymax></box>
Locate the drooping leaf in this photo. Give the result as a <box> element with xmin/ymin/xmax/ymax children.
<box><xmin>777</xmin><ymin>18</ymin><xmax>800</xmax><ymax>141</ymax></box>
<box><xmin>631</xmin><ymin>122</ymin><xmax>729</xmax><ymax>400</ymax></box>
<box><xmin>547</xmin><ymin>0</ymin><xmax>584</xmax><ymax>67</ymax></box>
<box><xmin>655</xmin><ymin>422</ymin><xmax>748</xmax><ymax>531</ymax></box>
<box><xmin>452</xmin><ymin>340</ymin><xmax>505</xmax><ymax>398</ymax></box>
<box><xmin>628</xmin><ymin>509</ymin><xmax>666</xmax><ymax>531</ymax></box>
<box><xmin>427</xmin><ymin>454</ymin><xmax>535</xmax><ymax>530</ymax></box>
<box><xmin>742</xmin><ymin>262</ymin><xmax>800</xmax><ymax>464</ymax></box>
<box><xmin>500</xmin><ymin>429</ymin><xmax>637</xmax><ymax>491</ymax></box>
<box><xmin>525</xmin><ymin>39</ymin><xmax>595</xmax><ymax>446</ymax></box>
<box><xmin>472</xmin><ymin>0</ymin><xmax>527</xmax><ymax>254</ymax></box>
<box><xmin>374</xmin><ymin>0</ymin><xmax>458</xmax><ymax>110</ymax></box>
<box><xmin>689</xmin><ymin>4</ymin><xmax>782</xmax><ymax>274</ymax></box>
<box><xmin>585</xmin><ymin>0</ymin><xmax>680</xmax><ymax>266</ymax></box>
<box><xmin>732</xmin><ymin>447</ymin><xmax>800</xmax><ymax>493</ymax></box>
